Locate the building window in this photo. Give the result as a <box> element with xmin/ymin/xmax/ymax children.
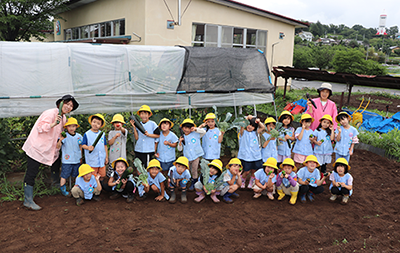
<box><xmin>64</xmin><ymin>19</ymin><xmax>125</xmax><ymax>40</ymax></box>
<box><xmin>192</xmin><ymin>23</ymin><xmax>267</xmax><ymax>51</ymax></box>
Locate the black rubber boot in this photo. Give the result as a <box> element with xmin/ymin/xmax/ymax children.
<box><xmin>181</xmin><ymin>189</ymin><xmax>187</xmax><ymax>204</ymax></box>
<box><xmin>23</xmin><ymin>183</ymin><xmax>42</xmax><ymax>211</ymax></box>
<box><xmin>169</xmin><ymin>187</ymin><xmax>176</xmax><ymax>204</ymax></box>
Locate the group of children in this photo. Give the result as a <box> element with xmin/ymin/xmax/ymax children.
<box><xmin>58</xmin><ymin>104</ymin><xmax>355</xmax><ymax>206</ymax></box>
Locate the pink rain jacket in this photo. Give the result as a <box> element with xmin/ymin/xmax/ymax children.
<box><xmin>306</xmin><ymin>98</ymin><xmax>338</xmax><ymax>131</ymax></box>
<box><xmin>22</xmin><ymin>108</ymin><xmax>66</xmax><ymax>166</ymax></box>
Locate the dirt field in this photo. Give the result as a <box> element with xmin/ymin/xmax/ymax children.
<box><xmin>329</xmin><ymin>94</ymin><xmax>399</xmax><ymax>114</ymax></box>
<box><xmin>1</xmin><ymin>149</ymin><xmax>400</xmax><ymax>253</ymax></box>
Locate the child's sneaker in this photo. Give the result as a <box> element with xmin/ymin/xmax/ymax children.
<box><xmin>60</xmin><ymin>185</ymin><xmax>70</xmax><ymax>197</ymax></box>
<box><xmin>127</xmin><ymin>194</ymin><xmax>134</xmax><ymax>203</ymax></box>
<box><xmin>92</xmin><ymin>195</ymin><xmax>102</xmax><ymax>202</ymax></box>
<box><xmin>223</xmin><ymin>193</ymin><xmax>233</xmax><ymax>204</ymax></box>
<box><xmin>329</xmin><ymin>194</ymin><xmax>337</xmax><ymax>202</ymax></box>
<box><xmin>341</xmin><ymin>195</ymin><xmax>349</xmax><ymax>205</ymax></box>
<box><xmin>240</xmin><ymin>177</ymin><xmax>246</xmax><ymax>189</ymax></box>
<box><xmin>122</xmin><ymin>194</ymin><xmax>128</xmax><ymax>198</ymax></box>
<box><xmin>300</xmin><ymin>193</ymin><xmax>306</xmax><ymax>203</ymax></box>
<box><xmin>247</xmin><ymin>177</ymin><xmax>255</xmax><ymax>189</ymax></box>
<box><xmin>253</xmin><ymin>192</ymin><xmax>262</xmax><ymax>199</ymax></box>
<box><xmin>136</xmin><ymin>193</ymin><xmax>147</xmax><ymax>201</ymax></box>
<box><xmin>307</xmin><ymin>192</ymin><xmax>314</xmax><ymax>202</ymax></box>
<box><xmin>76</xmin><ymin>197</ymin><xmax>84</xmax><ymax>206</ymax></box>
<box><xmin>267</xmin><ymin>192</ymin><xmax>274</xmax><ymax>200</ymax></box>
<box><xmin>231</xmin><ymin>192</ymin><xmax>240</xmax><ymax>198</ymax></box>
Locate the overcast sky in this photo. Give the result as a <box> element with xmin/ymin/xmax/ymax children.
<box><xmin>234</xmin><ymin>0</ymin><xmax>400</xmax><ymax>29</ymax></box>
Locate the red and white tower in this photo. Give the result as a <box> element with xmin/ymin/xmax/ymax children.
<box><xmin>376</xmin><ymin>12</ymin><xmax>387</xmax><ymax>35</ymax></box>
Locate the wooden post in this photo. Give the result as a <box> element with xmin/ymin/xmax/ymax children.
<box><xmin>283</xmin><ymin>78</ymin><xmax>288</xmax><ymax>99</ymax></box>
<box><xmin>347</xmin><ymin>83</ymin><xmax>353</xmax><ymax>105</ymax></box>
<box><xmin>339</xmin><ymin>91</ymin><xmax>344</xmax><ymax>111</ymax></box>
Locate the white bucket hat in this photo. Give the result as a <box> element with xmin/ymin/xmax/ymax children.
<box><xmin>318</xmin><ymin>82</ymin><xmax>332</xmax><ymax>92</ymax></box>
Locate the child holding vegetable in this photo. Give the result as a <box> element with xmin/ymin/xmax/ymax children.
<box><xmin>177</xmin><ymin>118</ymin><xmax>206</xmax><ymax>191</ymax></box>
<box><xmin>252</xmin><ymin>157</ymin><xmax>278</xmax><ymax>200</ymax></box>
<box><xmin>221</xmin><ymin>158</ymin><xmax>243</xmax><ymax>204</ymax></box>
<box><xmin>129</xmin><ymin>105</ymin><xmax>160</xmax><ymax>167</ymax></box>
<box><xmin>137</xmin><ymin>159</ymin><xmax>169</xmax><ymax>201</ymax></box>
<box><xmin>313</xmin><ymin>114</ymin><xmax>335</xmax><ymax>173</ymax></box>
<box><xmin>276</xmin><ymin>158</ymin><xmax>299</xmax><ymax>205</ymax></box>
<box><xmin>261</xmin><ymin>117</ymin><xmax>278</xmax><ymax>162</ymax></box>
<box><xmin>329</xmin><ymin>158</ymin><xmax>353</xmax><ymax>204</ymax></box>
<box><xmin>71</xmin><ymin>164</ymin><xmax>102</xmax><ymax>206</ymax></box>
<box><xmin>292</xmin><ymin>114</ymin><xmax>315</xmax><ymax>169</ymax></box>
<box><xmin>168</xmin><ymin>156</ymin><xmax>191</xmax><ymax>204</ymax></box>
<box><xmin>155</xmin><ymin>118</ymin><xmax>179</xmax><ymax>174</ymax></box>
<box><xmin>81</xmin><ymin>114</ymin><xmax>108</xmax><ymax>181</ymax></box>
<box><xmin>57</xmin><ymin>117</ymin><xmax>82</xmax><ymax>197</ymax></box>
<box><xmin>107</xmin><ymin>114</ymin><xmax>128</xmax><ymax>177</ymax></box>
<box><xmin>199</xmin><ymin>113</ymin><xmax>224</xmax><ymax>161</ymax></box>
<box><xmin>334</xmin><ymin>112</ymin><xmax>359</xmax><ymax>162</ymax></box>
<box><xmin>194</xmin><ymin>159</ymin><xmax>223</xmax><ymax>203</ymax></box>
<box><xmin>277</xmin><ymin>111</ymin><xmax>295</xmax><ymax>168</ymax></box>
<box><xmin>103</xmin><ymin>157</ymin><xmax>135</xmax><ymax>203</ymax></box>
<box><xmin>238</xmin><ymin>115</ymin><xmax>265</xmax><ymax>189</ymax></box>
<box><xmin>297</xmin><ymin>155</ymin><xmax>328</xmax><ymax>203</ymax></box>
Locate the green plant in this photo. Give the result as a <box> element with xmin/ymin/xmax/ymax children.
<box><xmin>358</xmin><ymin>128</ymin><xmax>400</xmax><ymax>161</ymax></box>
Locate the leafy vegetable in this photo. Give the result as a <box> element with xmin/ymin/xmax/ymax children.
<box><xmin>199</xmin><ymin>158</ymin><xmax>226</xmax><ymax>195</ymax></box>
<box><xmin>227</xmin><ymin>115</ymin><xmax>249</xmax><ymax>132</ymax></box>
<box><xmin>89</xmin><ymin>131</ymin><xmax>104</xmax><ymax>154</ymax></box>
<box><xmin>133</xmin><ymin>158</ymin><xmax>148</xmax><ymax>186</ymax></box>
<box><xmin>116</xmin><ymin>167</ymin><xmax>134</xmax><ymax>191</ymax></box>
<box><xmin>212</xmin><ymin>105</ymin><xmax>232</xmax><ymax>132</ymax></box>
<box><xmin>61</xmin><ymin>131</ymin><xmax>66</xmax><ymax>138</ymax></box>
<box><xmin>282</xmin><ymin>171</ymin><xmax>286</xmax><ymax>176</ymax></box>
<box><xmin>267</xmin><ymin>122</ymin><xmax>291</xmax><ymax>147</ymax></box>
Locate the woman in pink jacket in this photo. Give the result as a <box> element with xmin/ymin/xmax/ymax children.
<box><xmin>22</xmin><ymin>95</ymin><xmax>79</xmax><ymax>210</ymax></box>
<box><xmin>306</xmin><ymin>83</ymin><xmax>338</xmax><ymax>131</ymax></box>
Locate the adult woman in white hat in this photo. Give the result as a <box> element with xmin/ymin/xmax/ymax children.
<box><xmin>306</xmin><ymin>83</ymin><xmax>338</xmax><ymax>131</ymax></box>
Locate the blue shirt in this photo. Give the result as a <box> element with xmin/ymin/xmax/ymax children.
<box><xmin>61</xmin><ymin>132</ymin><xmax>82</xmax><ymax>164</ymax></box>
<box><xmin>279</xmin><ymin>171</ymin><xmax>297</xmax><ymax>188</ymax></box>
<box><xmin>168</xmin><ymin>165</ymin><xmax>191</xmax><ymax>180</ymax></box>
<box><xmin>237</xmin><ymin>130</ymin><xmax>262</xmax><ymax>161</ymax></box>
<box><xmin>223</xmin><ymin>170</ymin><xmax>238</xmax><ymax>187</ymax></box>
<box><xmin>313</xmin><ymin>129</ymin><xmax>333</xmax><ymax>155</ymax></box>
<box><xmin>334</xmin><ymin>126</ymin><xmax>359</xmax><ymax>156</ymax></box>
<box><xmin>156</xmin><ymin>131</ymin><xmax>178</xmax><ymax>162</ymax></box>
<box><xmin>329</xmin><ymin>172</ymin><xmax>353</xmax><ymax>196</ymax></box>
<box><xmin>183</xmin><ymin>132</ymin><xmax>204</xmax><ymax>161</ymax></box>
<box><xmin>292</xmin><ymin>128</ymin><xmax>314</xmax><ymax>156</ymax></box>
<box><xmin>147</xmin><ymin>172</ymin><xmax>169</xmax><ymax>200</ymax></box>
<box><xmin>110</xmin><ymin>171</ymin><xmax>135</xmax><ymax>191</ymax></box>
<box><xmin>261</xmin><ymin>132</ymin><xmax>277</xmax><ymax>162</ymax></box>
<box><xmin>297</xmin><ymin>167</ymin><xmax>321</xmax><ymax>187</ymax></box>
<box><xmin>277</xmin><ymin>127</ymin><xmax>294</xmax><ymax>156</ymax></box>
<box><xmin>201</xmin><ymin>128</ymin><xmax>221</xmax><ymax>160</ymax></box>
<box><xmin>134</xmin><ymin>120</ymin><xmax>158</xmax><ymax>153</ymax></box>
<box><xmin>254</xmin><ymin>168</ymin><xmax>276</xmax><ymax>185</ymax></box>
<box><xmin>75</xmin><ymin>175</ymin><xmax>97</xmax><ymax>199</ymax></box>
<box><xmin>82</xmin><ymin>130</ymin><xmax>107</xmax><ymax>167</ymax></box>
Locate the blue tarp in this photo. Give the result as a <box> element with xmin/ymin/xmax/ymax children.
<box><xmin>343</xmin><ymin>108</ymin><xmax>400</xmax><ymax>133</ymax></box>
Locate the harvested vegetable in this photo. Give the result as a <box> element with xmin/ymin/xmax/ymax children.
<box><xmin>306</xmin><ymin>93</ymin><xmax>317</xmax><ymax>109</ymax></box>
<box><xmin>212</xmin><ymin>105</ymin><xmax>232</xmax><ymax>132</ymax></box>
<box><xmin>57</xmin><ymin>101</ymin><xmax>64</xmax><ymax>124</ymax></box>
<box><xmin>116</xmin><ymin>167</ymin><xmax>134</xmax><ymax>191</ymax></box>
<box><xmin>268</xmin><ymin>122</ymin><xmax>291</xmax><ymax>147</ymax></box>
<box><xmin>89</xmin><ymin>132</ymin><xmax>104</xmax><ymax>154</ymax></box>
<box><xmin>179</xmin><ymin>127</ymin><xmax>186</xmax><ymax>145</ymax></box>
<box><xmin>61</xmin><ymin>131</ymin><xmax>66</xmax><ymax>138</ymax></box>
<box><xmin>133</xmin><ymin>158</ymin><xmax>148</xmax><ymax>186</ymax></box>
<box><xmin>282</xmin><ymin>171</ymin><xmax>286</xmax><ymax>176</ymax></box>
<box><xmin>199</xmin><ymin>159</ymin><xmax>226</xmax><ymax>195</ymax></box>
<box><xmin>129</xmin><ymin>114</ymin><xmax>146</xmax><ymax>134</ymax></box>
<box><xmin>309</xmin><ymin>134</ymin><xmax>314</xmax><ymax>138</ymax></box>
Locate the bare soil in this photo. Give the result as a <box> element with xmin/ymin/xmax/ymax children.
<box><xmin>329</xmin><ymin>94</ymin><xmax>400</xmax><ymax>114</ymax></box>
<box><xmin>1</xmin><ymin>150</ymin><xmax>400</xmax><ymax>252</ymax></box>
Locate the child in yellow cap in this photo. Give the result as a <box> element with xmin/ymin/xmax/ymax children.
<box><xmin>334</xmin><ymin>112</ymin><xmax>359</xmax><ymax>162</ymax></box>
<box><xmin>107</xmin><ymin>114</ymin><xmax>128</xmax><ymax>177</ymax></box>
<box><xmin>56</xmin><ymin>117</ymin><xmax>83</xmax><ymax>197</ymax></box>
<box><xmin>297</xmin><ymin>155</ymin><xmax>328</xmax><ymax>203</ymax></box>
<box><xmin>277</xmin><ymin>111</ymin><xmax>295</xmax><ymax>167</ymax></box>
<box><xmin>168</xmin><ymin>156</ymin><xmax>191</xmax><ymax>204</ymax></box>
<box><xmin>194</xmin><ymin>159</ymin><xmax>224</xmax><ymax>203</ymax></box>
<box><xmin>292</xmin><ymin>114</ymin><xmax>315</xmax><ymax>169</ymax></box>
<box><xmin>276</xmin><ymin>158</ymin><xmax>299</xmax><ymax>205</ymax></box>
<box><xmin>312</xmin><ymin>114</ymin><xmax>335</xmax><ymax>174</ymax></box>
<box><xmin>155</xmin><ymin>118</ymin><xmax>179</xmax><ymax>175</ymax></box>
<box><xmin>198</xmin><ymin>113</ymin><xmax>225</xmax><ymax>161</ymax></box>
<box><xmin>329</xmin><ymin>158</ymin><xmax>353</xmax><ymax>204</ymax></box>
<box><xmin>71</xmin><ymin>164</ymin><xmax>102</xmax><ymax>206</ymax></box>
<box><xmin>103</xmin><ymin>157</ymin><xmax>135</xmax><ymax>203</ymax></box>
<box><xmin>137</xmin><ymin>159</ymin><xmax>169</xmax><ymax>201</ymax></box>
<box><xmin>221</xmin><ymin>158</ymin><xmax>243</xmax><ymax>203</ymax></box>
<box><xmin>252</xmin><ymin>157</ymin><xmax>278</xmax><ymax>200</ymax></box>
<box><xmin>81</xmin><ymin>114</ymin><xmax>108</xmax><ymax>180</ymax></box>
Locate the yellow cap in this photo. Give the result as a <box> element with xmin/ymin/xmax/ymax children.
<box><xmin>208</xmin><ymin>159</ymin><xmax>223</xmax><ymax>172</ymax></box>
<box><xmin>280</xmin><ymin>158</ymin><xmax>297</xmax><ymax>171</ymax></box>
<box><xmin>262</xmin><ymin>157</ymin><xmax>278</xmax><ymax>170</ymax></box>
<box><xmin>173</xmin><ymin>156</ymin><xmax>189</xmax><ymax>169</ymax></box>
<box><xmin>264</xmin><ymin>117</ymin><xmax>276</xmax><ymax>125</ymax></box>
<box><xmin>180</xmin><ymin>118</ymin><xmax>196</xmax><ymax>128</ymax></box>
<box><xmin>137</xmin><ymin>105</ymin><xmax>152</xmax><ymax>117</ymax></box>
<box><xmin>278</xmin><ymin>111</ymin><xmax>294</xmax><ymax>121</ymax></box>
<box><xmin>112</xmin><ymin>157</ymin><xmax>129</xmax><ymax>169</ymax></box>
<box><xmin>110</xmin><ymin>114</ymin><xmax>125</xmax><ymax>124</ymax></box>
<box><xmin>159</xmin><ymin>118</ymin><xmax>174</xmax><ymax>128</ymax></box>
<box><xmin>303</xmin><ymin>155</ymin><xmax>320</xmax><ymax>167</ymax></box>
<box><xmin>300</xmin><ymin>114</ymin><xmax>314</xmax><ymax>123</ymax></box>
<box><xmin>226</xmin><ymin>158</ymin><xmax>242</xmax><ymax>171</ymax></box>
<box><xmin>333</xmin><ymin>158</ymin><xmax>351</xmax><ymax>171</ymax></box>
<box><xmin>319</xmin><ymin>114</ymin><xmax>333</xmax><ymax>123</ymax></box>
<box><xmin>203</xmin><ymin>113</ymin><xmax>216</xmax><ymax>122</ymax></box>
<box><xmin>64</xmin><ymin>117</ymin><xmax>80</xmax><ymax>128</ymax></box>
<box><xmin>147</xmin><ymin>159</ymin><xmax>161</xmax><ymax>171</ymax></box>
<box><xmin>335</xmin><ymin>112</ymin><xmax>351</xmax><ymax>124</ymax></box>
<box><xmin>88</xmin><ymin>113</ymin><xmax>106</xmax><ymax>128</ymax></box>
<box><xmin>78</xmin><ymin>164</ymin><xmax>94</xmax><ymax>178</ymax></box>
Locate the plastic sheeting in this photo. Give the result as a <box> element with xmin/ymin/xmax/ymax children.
<box><xmin>0</xmin><ymin>42</ymin><xmax>274</xmax><ymax>118</ymax></box>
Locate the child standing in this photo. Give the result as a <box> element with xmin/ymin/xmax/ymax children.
<box><xmin>199</xmin><ymin>113</ymin><xmax>224</xmax><ymax>161</ymax></box>
<box><xmin>168</xmin><ymin>156</ymin><xmax>191</xmax><ymax>204</ymax></box>
<box><xmin>108</xmin><ymin>114</ymin><xmax>128</xmax><ymax>177</ymax></box>
<box><xmin>292</xmin><ymin>114</ymin><xmax>315</xmax><ymax>169</ymax></box>
<box><xmin>297</xmin><ymin>155</ymin><xmax>328</xmax><ymax>203</ymax></box>
<box><xmin>276</xmin><ymin>158</ymin><xmax>299</xmax><ymax>205</ymax></box>
<box><xmin>71</xmin><ymin>164</ymin><xmax>102</xmax><ymax>206</ymax></box>
<box><xmin>252</xmin><ymin>157</ymin><xmax>278</xmax><ymax>200</ymax></box>
<box><xmin>81</xmin><ymin>114</ymin><xmax>108</xmax><ymax>180</ymax></box>
<box><xmin>103</xmin><ymin>157</ymin><xmax>135</xmax><ymax>203</ymax></box>
<box><xmin>177</xmin><ymin>118</ymin><xmax>206</xmax><ymax>191</ymax></box>
<box><xmin>194</xmin><ymin>159</ymin><xmax>223</xmax><ymax>203</ymax></box>
<box><xmin>57</xmin><ymin>117</ymin><xmax>82</xmax><ymax>197</ymax></box>
<box><xmin>329</xmin><ymin>158</ymin><xmax>353</xmax><ymax>204</ymax></box>
<box><xmin>313</xmin><ymin>114</ymin><xmax>335</xmax><ymax>173</ymax></box>
<box><xmin>238</xmin><ymin>115</ymin><xmax>265</xmax><ymax>189</ymax></box>
<box><xmin>137</xmin><ymin>159</ymin><xmax>169</xmax><ymax>201</ymax></box>
<box><xmin>277</xmin><ymin>111</ymin><xmax>295</xmax><ymax>168</ymax></box>
<box><xmin>130</xmin><ymin>105</ymin><xmax>160</xmax><ymax>167</ymax></box>
<box><xmin>155</xmin><ymin>118</ymin><xmax>179</xmax><ymax>175</ymax></box>
<box><xmin>221</xmin><ymin>158</ymin><xmax>243</xmax><ymax>204</ymax></box>
<box><xmin>262</xmin><ymin>117</ymin><xmax>278</xmax><ymax>162</ymax></box>
<box><xmin>334</xmin><ymin>112</ymin><xmax>359</xmax><ymax>162</ymax></box>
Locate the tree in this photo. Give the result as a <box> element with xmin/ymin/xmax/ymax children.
<box><xmin>312</xmin><ymin>46</ymin><xmax>335</xmax><ymax>70</ymax></box>
<box><xmin>293</xmin><ymin>45</ymin><xmax>314</xmax><ymax>69</ymax></box>
<box><xmin>0</xmin><ymin>0</ymin><xmax>68</xmax><ymax>41</ymax></box>
<box><xmin>332</xmin><ymin>49</ymin><xmax>365</xmax><ymax>73</ymax></box>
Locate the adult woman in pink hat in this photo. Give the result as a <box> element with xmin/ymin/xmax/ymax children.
<box><xmin>306</xmin><ymin>83</ymin><xmax>338</xmax><ymax>131</ymax></box>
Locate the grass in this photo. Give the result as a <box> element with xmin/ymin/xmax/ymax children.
<box><xmin>356</xmin><ymin>97</ymin><xmax>393</xmax><ymax>105</ymax></box>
